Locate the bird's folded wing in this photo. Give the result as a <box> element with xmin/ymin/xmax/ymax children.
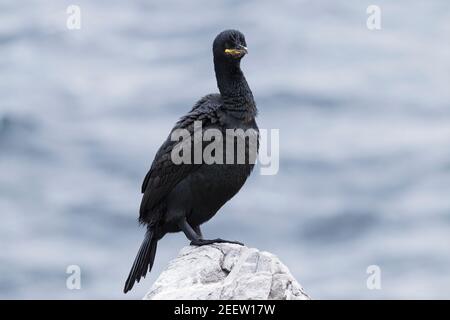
<box><xmin>139</xmin><ymin>94</ymin><xmax>222</xmax><ymax>224</ymax></box>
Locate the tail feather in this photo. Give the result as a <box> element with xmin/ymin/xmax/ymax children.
<box><xmin>123</xmin><ymin>229</ymin><xmax>158</xmax><ymax>293</ymax></box>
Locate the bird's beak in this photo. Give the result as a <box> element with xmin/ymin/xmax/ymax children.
<box><xmin>224</xmin><ymin>45</ymin><xmax>248</xmax><ymax>57</ymax></box>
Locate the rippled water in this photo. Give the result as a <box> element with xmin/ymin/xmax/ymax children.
<box><xmin>1</xmin><ymin>0</ymin><xmax>450</xmax><ymax>299</ymax></box>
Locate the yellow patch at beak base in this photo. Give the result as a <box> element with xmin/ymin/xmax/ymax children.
<box><xmin>224</xmin><ymin>47</ymin><xmax>247</xmax><ymax>56</ymax></box>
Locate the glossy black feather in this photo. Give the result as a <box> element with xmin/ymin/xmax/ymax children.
<box><xmin>139</xmin><ymin>94</ymin><xmax>222</xmax><ymax>224</ymax></box>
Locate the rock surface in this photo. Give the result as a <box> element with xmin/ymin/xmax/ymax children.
<box><xmin>144</xmin><ymin>243</ymin><xmax>310</xmax><ymax>300</ymax></box>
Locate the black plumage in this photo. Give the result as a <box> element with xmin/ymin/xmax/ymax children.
<box><xmin>124</xmin><ymin>30</ymin><xmax>258</xmax><ymax>293</ymax></box>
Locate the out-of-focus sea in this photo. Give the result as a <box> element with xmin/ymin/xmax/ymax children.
<box><xmin>1</xmin><ymin>0</ymin><xmax>449</xmax><ymax>299</ymax></box>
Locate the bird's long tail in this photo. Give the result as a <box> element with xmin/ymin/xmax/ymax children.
<box><xmin>123</xmin><ymin>228</ymin><xmax>158</xmax><ymax>293</ymax></box>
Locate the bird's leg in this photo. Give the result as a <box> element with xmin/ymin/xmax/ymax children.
<box><xmin>178</xmin><ymin>219</ymin><xmax>243</xmax><ymax>246</ymax></box>
<box><xmin>178</xmin><ymin>218</ymin><xmax>201</xmax><ymax>242</ymax></box>
<box><xmin>193</xmin><ymin>225</ymin><xmax>203</xmax><ymax>238</ymax></box>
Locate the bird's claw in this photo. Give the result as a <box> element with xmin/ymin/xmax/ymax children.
<box><xmin>190</xmin><ymin>238</ymin><xmax>244</xmax><ymax>246</ymax></box>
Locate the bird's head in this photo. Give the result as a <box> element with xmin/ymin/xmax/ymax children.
<box><xmin>213</xmin><ymin>29</ymin><xmax>248</xmax><ymax>62</ymax></box>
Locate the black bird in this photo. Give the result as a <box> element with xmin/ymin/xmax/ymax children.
<box><xmin>124</xmin><ymin>30</ymin><xmax>258</xmax><ymax>293</ymax></box>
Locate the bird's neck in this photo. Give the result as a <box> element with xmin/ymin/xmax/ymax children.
<box><xmin>214</xmin><ymin>59</ymin><xmax>257</xmax><ymax>119</ymax></box>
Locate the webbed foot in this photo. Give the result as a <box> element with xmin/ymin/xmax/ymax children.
<box><xmin>190</xmin><ymin>238</ymin><xmax>244</xmax><ymax>246</ymax></box>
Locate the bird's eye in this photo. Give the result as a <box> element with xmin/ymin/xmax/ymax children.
<box><xmin>224</xmin><ymin>42</ymin><xmax>232</xmax><ymax>49</ymax></box>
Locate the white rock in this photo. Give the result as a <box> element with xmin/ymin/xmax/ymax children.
<box><xmin>144</xmin><ymin>243</ymin><xmax>310</xmax><ymax>300</ymax></box>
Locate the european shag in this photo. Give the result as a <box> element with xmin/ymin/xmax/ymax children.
<box><xmin>124</xmin><ymin>30</ymin><xmax>258</xmax><ymax>293</ymax></box>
